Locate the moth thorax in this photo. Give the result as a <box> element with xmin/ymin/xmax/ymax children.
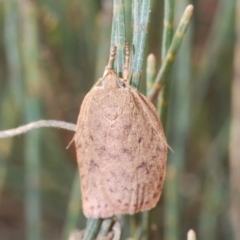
<box><xmin>103</xmin><ymin>72</ymin><xmax>120</xmax><ymax>89</ymax></box>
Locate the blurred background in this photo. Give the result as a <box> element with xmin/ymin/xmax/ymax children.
<box><xmin>0</xmin><ymin>0</ymin><xmax>238</xmax><ymax>239</ymax></box>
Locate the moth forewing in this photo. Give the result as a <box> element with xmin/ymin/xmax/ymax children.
<box><xmin>75</xmin><ymin>70</ymin><xmax>167</xmax><ymax>218</ymax></box>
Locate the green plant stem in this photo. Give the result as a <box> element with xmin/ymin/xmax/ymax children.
<box><xmin>131</xmin><ymin>0</ymin><xmax>141</xmax><ymax>61</ymax></box>
<box><xmin>63</xmin><ymin>173</ymin><xmax>82</xmax><ymax>239</ymax></box>
<box><xmin>131</xmin><ymin>0</ymin><xmax>151</xmax><ymax>89</ymax></box>
<box><xmin>139</xmin><ymin>211</ymin><xmax>150</xmax><ymax>240</ymax></box>
<box><xmin>112</xmin><ymin>0</ymin><xmax>126</xmax><ymax>76</ymax></box>
<box><xmin>2</xmin><ymin>0</ymin><xmax>23</xmax><ymax>206</ymax></box>
<box><xmin>110</xmin><ymin>10</ymin><xmax>117</xmax><ymax>49</ymax></box>
<box><xmin>124</xmin><ymin>0</ymin><xmax>132</xmax><ymax>42</ymax></box>
<box><xmin>149</xmin><ymin>5</ymin><xmax>194</xmax><ymax>102</ymax></box>
<box><xmin>157</xmin><ymin>0</ymin><xmax>174</xmax><ymax>126</ymax></box>
<box><xmin>199</xmin><ymin>120</ymin><xmax>229</xmax><ymax>240</ymax></box>
<box><xmin>163</xmin><ymin>2</ymin><xmax>192</xmax><ymax>240</ymax></box>
<box><xmin>161</xmin><ymin>0</ymin><xmax>174</xmax><ymax>60</ymax></box>
<box><xmin>81</xmin><ymin>0</ymin><xmax>98</xmax><ymax>65</ymax></box>
<box><xmin>146</xmin><ymin>53</ymin><xmax>157</xmax><ymax>98</ymax></box>
<box><xmin>4</xmin><ymin>0</ymin><xmax>23</xmax><ymax>107</ymax></box>
<box><xmin>0</xmin><ymin>94</ymin><xmax>17</xmax><ymax>203</ymax></box>
<box><xmin>95</xmin><ymin>0</ymin><xmax>113</xmax><ymax>78</ymax></box>
<box><xmin>20</xmin><ymin>1</ymin><xmax>42</xmax><ymax>240</ymax></box>
<box><xmin>96</xmin><ymin>218</ymin><xmax>113</xmax><ymax>238</ymax></box>
<box><xmin>192</xmin><ymin>0</ymin><xmax>235</xmax><ymax>123</ymax></box>
<box><xmin>83</xmin><ymin>218</ymin><xmax>103</xmax><ymax>240</ymax></box>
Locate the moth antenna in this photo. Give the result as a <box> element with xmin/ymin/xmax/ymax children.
<box><xmin>103</xmin><ymin>46</ymin><xmax>117</xmax><ymax>77</ymax></box>
<box><xmin>123</xmin><ymin>43</ymin><xmax>130</xmax><ymax>82</ymax></box>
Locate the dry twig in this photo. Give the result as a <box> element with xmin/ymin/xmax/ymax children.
<box><xmin>0</xmin><ymin>120</ymin><xmax>76</xmax><ymax>139</ymax></box>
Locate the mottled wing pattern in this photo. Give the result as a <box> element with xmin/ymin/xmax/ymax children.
<box><xmin>75</xmin><ymin>73</ymin><xmax>167</xmax><ymax>218</ymax></box>
<box><xmin>129</xmin><ymin>90</ymin><xmax>167</xmax><ymax>208</ymax></box>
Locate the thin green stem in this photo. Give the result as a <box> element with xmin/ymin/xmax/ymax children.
<box><xmin>192</xmin><ymin>0</ymin><xmax>234</xmax><ymax>122</ymax></box>
<box><xmin>131</xmin><ymin>0</ymin><xmax>151</xmax><ymax>89</ymax></box>
<box><xmin>96</xmin><ymin>218</ymin><xmax>113</xmax><ymax>238</ymax></box>
<box><xmin>83</xmin><ymin>218</ymin><xmax>103</xmax><ymax>240</ymax></box>
<box><xmin>63</xmin><ymin>173</ymin><xmax>82</xmax><ymax>239</ymax></box>
<box><xmin>146</xmin><ymin>53</ymin><xmax>157</xmax><ymax>98</ymax></box>
<box><xmin>199</xmin><ymin>120</ymin><xmax>229</xmax><ymax>239</ymax></box>
<box><xmin>110</xmin><ymin>11</ymin><xmax>117</xmax><ymax>49</ymax></box>
<box><xmin>131</xmin><ymin>0</ymin><xmax>141</xmax><ymax>59</ymax></box>
<box><xmin>149</xmin><ymin>5</ymin><xmax>194</xmax><ymax>102</ymax></box>
<box><xmin>161</xmin><ymin>0</ymin><xmax>174</xmax><ymax>60</ymax></box>
<box><xmin>95</xmin><ymin>0</ymin><xmax>113</xmax><ymax>78</ymax></box>
<box><xmin>81</xmin><ymin>0</ymin><xmax>98</xmax><ymax>65</ymax></box>
<box><xmin>4</xmin><ymin>0</ymin><xmax>23</xmax><ymax>107</ymax></box>
<box><xmin>2</xmin><ymin>0</ymin><xmax>23</xmax><ymax>207</ymax></box>
<box><xmin>158</xmin><ymin>0</ymin><xmax>174</xmax><ymax>125</ymax></box>
<box><xmin>112</xmin><ymin>0</ymin><xmax>126</xmax><ymax>76</ymax></box>
<box><xmin>163</xmin><ymin>2</ymin><xmax>193</xmax><ymax>240</ymax></box>
<box><xmin>20</xmin><ymin>1</ymin><xmax>42</xmax><ymax>240</ymax></box>
<box><xmin>139</xmin><ymin>211</ymin><xmax>150</xmax><ymax>240</ymax></box>
<box><xmin>0</xmin><ymin>93</ymin><xmax>18</xmax><ymax>204</ymax></box>
<box><xmin>124</xmin><ymin>0</ymin><xmax>132</xmax><ymax>42</ymax></box>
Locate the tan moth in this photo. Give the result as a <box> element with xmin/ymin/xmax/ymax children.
<box><xmin>75</xmin><ymin>45</ymin><xmax>168</xmax><ymax>218</ymax></box>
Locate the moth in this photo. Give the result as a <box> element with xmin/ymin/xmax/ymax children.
<box><xmin>75</xmin><ymin>45</ymin><xmax>167</xmax><ymax>218</ymax></box>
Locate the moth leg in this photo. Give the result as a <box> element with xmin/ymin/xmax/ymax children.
<box><xmin>123</xmin><ymin>42</ymin><xmax>130</xmax><ymax>83</ymax></box>
<box><xmin>103</xmin><ymin>46</ymin><xmax>117</xmax><ymax>77</ymax></box>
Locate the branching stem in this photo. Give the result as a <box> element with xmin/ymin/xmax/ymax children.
<box><xmin>149</xmin><ymin>5</ymin><xmax>194</xmax><ymax>102</ymax></box>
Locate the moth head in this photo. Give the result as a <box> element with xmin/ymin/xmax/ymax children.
<box><xmin>99</xmin><ymin>70</ymin><xmax>126</xmax><ymax>88</ymax></box>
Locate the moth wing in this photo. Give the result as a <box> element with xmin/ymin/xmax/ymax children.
<box><xmin>75</xmin><ymin>86</ymin><xmax>167</xmax><ymax>218</ymax></box>
<box><xmin>131</xmin><ymin>90</ymin><xmax>168</xmax><ymax>203</ymax></box>
<box><xmin>75</xmin><ymin>87</ymin><xmax>108</xmax><ymax>217</ymax></box>
<box><xmin>95</xmin><ymin>89</ymin><xmax>167</xmax><ymax>216</ymax></box>
<box><xmin>115</xmin><ymin>90</ymin><xmax>168</xmax><ymax>213</ymax></box>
